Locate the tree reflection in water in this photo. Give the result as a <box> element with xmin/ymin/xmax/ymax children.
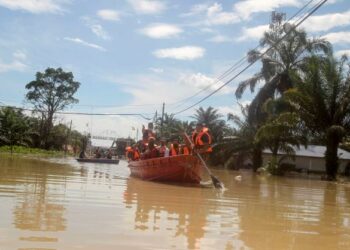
<box><xmin>123</xmin><ymin>179</ymin><xmax>208</xmax><ymax>249</ymax></box>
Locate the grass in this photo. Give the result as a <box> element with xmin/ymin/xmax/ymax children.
<box><xmin>0</xmin><ymin>145</ymin><xmax>67</xmax><ymax>157</ymax></box>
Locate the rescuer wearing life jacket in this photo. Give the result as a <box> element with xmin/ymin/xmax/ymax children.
<box><xmin>170</xmin><ymin>139</ymin><xmax>180</xmax><ymax>156</ymax></box>
<box><xmin>181</xmin><ymin>144</ymin><xmax>190</xmax><ymax>155</ymax></box>
<box><xmin>142</xmin><ymin>137</ymin><xmax>159</xmax><ymax>159</ymax></box>
<box><xmin>142</xmin><ymin>122</ymin><xmax>156</xmax><ymax>143</ymax></box>
<box><xmin>125</xmin><ymin>146</ymin><xmax>133</xmax><ymax>161</ymax></box>
<box><xmin>132</xmin><ymin>144</ymin><xmax>140</xmax><ymax>161</ymax></box>
<box><xmin>193</xmin><ymin>123</ymin><xmax>212</xmax><ymax>154</ymax></box>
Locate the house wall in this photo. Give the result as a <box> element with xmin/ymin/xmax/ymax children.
<box><xmin>262</xmin><ymin>154</ymin><xmax>349</xmax><ymax>174</ymax></box>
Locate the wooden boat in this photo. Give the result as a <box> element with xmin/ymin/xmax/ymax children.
<box><xmin>128</xmin><ymin>155</ymin><xmax>202</xmax><ymax>183</ymax></box>
<box><xmin>76</xmin><ymin>158</ymin><xmax>119</xmax><ymax>164</ymax></box>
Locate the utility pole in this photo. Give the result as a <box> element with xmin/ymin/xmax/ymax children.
<box><xmin>160</xmin><ymin>102</ymin><xmax>165</xmax><ymax>138</ymax></box>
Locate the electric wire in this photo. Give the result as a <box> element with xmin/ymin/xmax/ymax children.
<box><xmin>168</xmin><ymin>0</ymin><xmax>316</xmax><ymax>112</ymax></box>
<box><xmin>172</xmin><ymin>0</ymin><xmax>328</xmax><ymax>116</ymax></box>
<box><xmin>0</xmin><ymin>105</ymin><xmax>152</xmax><ymax>120</ymax></box>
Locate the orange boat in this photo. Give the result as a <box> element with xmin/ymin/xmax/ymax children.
<box><xmin>128</xmin><ymin>155</ymin><xmax>202</xmax><ymax>184</ymax></box>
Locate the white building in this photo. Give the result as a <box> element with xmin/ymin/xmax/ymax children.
<box><xmin>263</xmin><ymin>145</ymin><xmax>350</xmax><ymax>174</ymax></box>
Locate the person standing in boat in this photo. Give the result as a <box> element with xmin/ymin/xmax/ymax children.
<box><xmin>192</xmin><ymin>123</ymin><xmax>212</xmax><ymax>154</ymax></box>
<box><xmin>142</xmin><ymin>122</ymin><xmax>156</xmax><ymax>144</ymax></box>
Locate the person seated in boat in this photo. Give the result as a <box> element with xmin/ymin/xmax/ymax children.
<box><xmin>193</xmin><ymin>124</ymin><xmax>212</xmax><ymax>154</ymax></box>
<box><xmin>142</xmin><ymin>122</ymin><xmax>156</xmax><ymax>144</ymax></box>
<box><xmin>142</xmin><ymin>137</ymin><xmax>159</xmax><ymax>159</ymax></box>
<box><xmin>180</xmin><ymin>144</ymin><xmax>190</xmax><ymax>155</ymax></box>
<box><xmin>79</xmin><ymin>150</ymin><xmax>86</xmax><ymax>159</ymax></box>
<box><xmin>106</xmin><ymin>149</ymin><xmax>112</xmax><ymax>159</ymax></box>
<box><xmin>170</xmin><ymin>140</ymin><xmax>180</xmax><ymax>156</ymax></box>
<box><xmin>158</xmin><ymin>139</ymin><xmax>169</xmax><ymax>157</ymax></box>
<box><xmin>95</xmin><ymin>147</ymin><xmax>101</xmax><ymax>158</ymax></box>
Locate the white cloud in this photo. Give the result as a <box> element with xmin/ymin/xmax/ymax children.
<box><xmin>300</xmin><ymin>10</ymin><xmax>350</xmax><ymax>33</ymax></box>
<box><xmin>149</xmin><ymin>67</ymin><xmax>164</xmax><ymax>73</ymax></box>
<box><xmin>208</xmin><ymin>35</ymin><xmax>232</xmax><ymax>43</ymax></box>
<box><xmin>206</xmin><ymin>3</ymin><xmax>239</xmax><ymax>25</ymax></box>
<box><xmin>183</xmin><ymin>3</ymin><xmax>239</xmax><ymax>26</ymax></box>
<box><xmin>0</xmin><ymin>0</ymin><xmax>66</xmax><ymax>14</ymax></box>
<box><xmin>128</xmin><ymin>0</ymin><xmax>166</xmax><ymax>14</ymax></box>
<box><xmin>64</xmin><ymin>37</ymin><xmax>106</xmax><ymax>51</ymax></box>
<box><xmin>153</xmin><ymin>46</ymin><xmax>205</xmax><ymax>60</ymax></box>
<box><xmin>322</xmin><ymin>31</ymin><xmax>350</xmax><ymax>44</ymax></box>
<box><xmin>140</xmin><ymin>23</ymin><xmax>183</xmax><ymax>39</ymax></box>
<box><xmin>13</xmin><ymin>50</ymin><xmax>27</xmax><ymax>61</ymax></box>
<box><xmin>82</xmin><ymin>17</ymin><xmax>110</xmax><ymax>40</ymax></box>
<box><xmin>335</xmin><ymin>50</ymin><xmax>350</xmax><ymax>58</ymax></box>
<box><xmin>91</xmin><ymin>24</ymin><xmax>110</xmax><ymax>40</ymax></box>
<box><xmin>179</xmin><ymin>72</ymin><xmax>234</xmax><ymax>95</ymax></box>
<box><xmin>97</xmin><ymin>9</ymin><xmax>120</xmax><ymax>21</ymax></box>
<box><xmin>0</xmin><ymin>51</ymin><xmax>27</xmax><ymax>73</ymax></box>
<box><xmin>237</xmin><ymin>24</ymin><xmax>269</xmax><ymax>41</ymax></box>
<box><xmin>233</xmin><ymin>0</ymin><xmax>301</xmax><ymax>20</ymax></box>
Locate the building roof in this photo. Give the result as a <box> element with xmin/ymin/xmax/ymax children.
<box><xmin>263</xmin><ymin>145</ymin><xmax>350</xmax><ymax>160</ymax></box>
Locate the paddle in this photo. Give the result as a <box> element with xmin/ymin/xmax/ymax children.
<box><xmin>183</xmin><ymin>132</ymin><xmax>224</xmax><ymax>189</ymax></box>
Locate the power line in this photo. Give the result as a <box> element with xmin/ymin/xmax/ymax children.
<box><xmin>168</xmin><ymin>0</ymin><xmax>317</xmax><ymax>112</ymax></box>
<box><xmin>172</xmin><ymin>0</ymin><xmax>328</xmax><ymax>116</ymax></box>
<box><xmin>0</xmin><ymin>105</ymin><xmax>152</xmax><ymax>120</ymax></box>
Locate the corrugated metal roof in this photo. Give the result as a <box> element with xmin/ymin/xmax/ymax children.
<box><xmin>263</xmin><ymin>145</ymin><xmax>350</xmax><ymax>160</ymax></box>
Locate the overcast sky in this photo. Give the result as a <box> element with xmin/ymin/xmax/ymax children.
<box><xmin>0</xmin><ymin>0</ymin><xmax>349</xmax><ymax>141</ymax></box>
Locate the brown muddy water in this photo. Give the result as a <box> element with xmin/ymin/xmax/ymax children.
<box><xmin>0</xmin><ymin>156</ymin><xmax>349</xmax><ymax>250</ymax></box>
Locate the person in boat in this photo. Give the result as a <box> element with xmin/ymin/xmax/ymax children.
<box><xmin>142</xmin><ymin>122</ymin><xmax>156</xmax><ymax>144</ymax></box>
<box><xmin>170</xmin><ymin>139</ymin><xmax>180</xmax><ymax>156</ymax></box>
<box><xmin>106</xmin><ymin>149</ymin><xmax>112</xmax><ymax>159</ymax></box>
<box><xmin>132</xmin><ymin>144</ymin><xmax>140</xmax><ymax>161</ymax></box>
<box><xmin>158</xmin><ymin>139</ymin><xmax>169</xmax><ymax>157</ymax></box>
<box><xmin>79</xmin><ymin>150</ymin><xmax>86</xmax><ymax>159</ymax></box>
<box><xmin>193</xmin><ymin>123</ymin><xmax>213</xmax><ymax>154</ymax></box>
<box><xmin>181</xmin><ymin>144</ymin><xmax>190</xmax><ymax>155</ymax></box>
<box><xmin>142</xmin><ymin>137</ymin><xmax>159</xmax><ymax>159</ymax></box>
<box><xmin>126</xmin><ymin>146</ymin><xmax>133</xmax><ymax>161</ymax></box>
<box><xmin>95</xmin><ymin>147</ymin><xmax>102</xmax><ymax>158</ymax></box>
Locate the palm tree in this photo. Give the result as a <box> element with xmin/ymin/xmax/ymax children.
<box><xmin>0</xmin><ymin>107</ymin><xmax>34</xmax><ymax>153</ymax></box>
<box><xmin>216</xmin><ymin>104</ymin><xmax>262</xmax><ymax>171</ymax></box>
<box><xmin>284</xmin><ymin>54</ymin><xmax>350</xmax><ymax>180</ymax></box>
<box><xmin>234</xmin><ymin>20</ymin><xmax>330</xmax><ymax>169</ymax></box>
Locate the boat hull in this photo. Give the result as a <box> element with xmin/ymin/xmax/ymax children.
<box><xmin>128</xmin><ymin>155</ymin><xmax>202</xmax><ymax>184</ymax></box>
<box><xmin>76</xmin><ymin>158</ymin><xmax>119</xmax><ymax>164</ymax></box>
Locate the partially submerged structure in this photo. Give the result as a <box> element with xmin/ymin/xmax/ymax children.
<box><xmin>263</xmin><ymin>145</ymin><xmax>350</xmax><ymax>174</ymax></box>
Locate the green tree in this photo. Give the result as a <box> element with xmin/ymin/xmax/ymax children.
<box><xmin>25</xmin><ymin>67</ymin><xmax>80</xmax><ymax>149</ymax></box>
<box><xmin>0</xmin><ymin>107</ymin><xmax>34</xmax><ymax>153</ymax></box>
<box><xmin>235</xmin><ymin>20</ymin><xmax>330</xmax><ymax>169</ymax></box>
<box><xmin>284</xmin><ymin>55</ymin><xmax>350</xmax><ymax>180</ymax></box>
<box><xmin>219</xmin><ymin>104</ymin><xmax>262</xmax><ymax>171</ymax></box>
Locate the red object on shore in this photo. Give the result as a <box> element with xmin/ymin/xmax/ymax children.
<box><xmin>128</xmin><ymin>155</ymin><xmax>202</xmax><ymax>184</ymax></box>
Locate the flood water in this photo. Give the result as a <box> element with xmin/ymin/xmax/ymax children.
<box><xmin>0</xmin><ymin>155</ymin><xmax>349</xmax><ymax>250</ymax></box>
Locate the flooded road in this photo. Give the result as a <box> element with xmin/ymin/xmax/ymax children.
<box><xmin>0</xmin><ymin>155</ymin><xmax>350</xmax><ymax>250</ymax></box>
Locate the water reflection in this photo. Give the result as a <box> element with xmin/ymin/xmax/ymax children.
<box><xmin>0</xmin><ymin>156</ymin><xmax>349</xmax><ymax>249</ymax></box>
<box><xmin>124</xmin><ymin>179</ymin><xmax>208</xmax><ymax>249</ymax></box>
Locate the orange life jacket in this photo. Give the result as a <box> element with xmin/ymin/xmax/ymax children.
<box><xmin>133</xmin><ymin>149</ymin><xmax>140</xmax><ymax>160</ymax></box>
<box><xmin>170</xmin><ymin>144</ymin><xmax>179</xmax><ymax>156</ymax></box>
<box><xmin>195</xmin><ymin>128</ymin><xmax>212</xmax><ymax>153</ymax></box>
<box><xmin>182</xmin><ymin>146</ymin><xmax>190</xmax><ymax>155</ymax></box>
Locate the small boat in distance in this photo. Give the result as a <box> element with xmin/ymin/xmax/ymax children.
<box><xmin>128</xmin><ymin>155</ymin><xmax>202</xmax><ymax>184</ymax></box>
<box><xmin>76</xmin><ymin>158</ymin><xmax>120</xmax><ymax>164</ymax></box>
